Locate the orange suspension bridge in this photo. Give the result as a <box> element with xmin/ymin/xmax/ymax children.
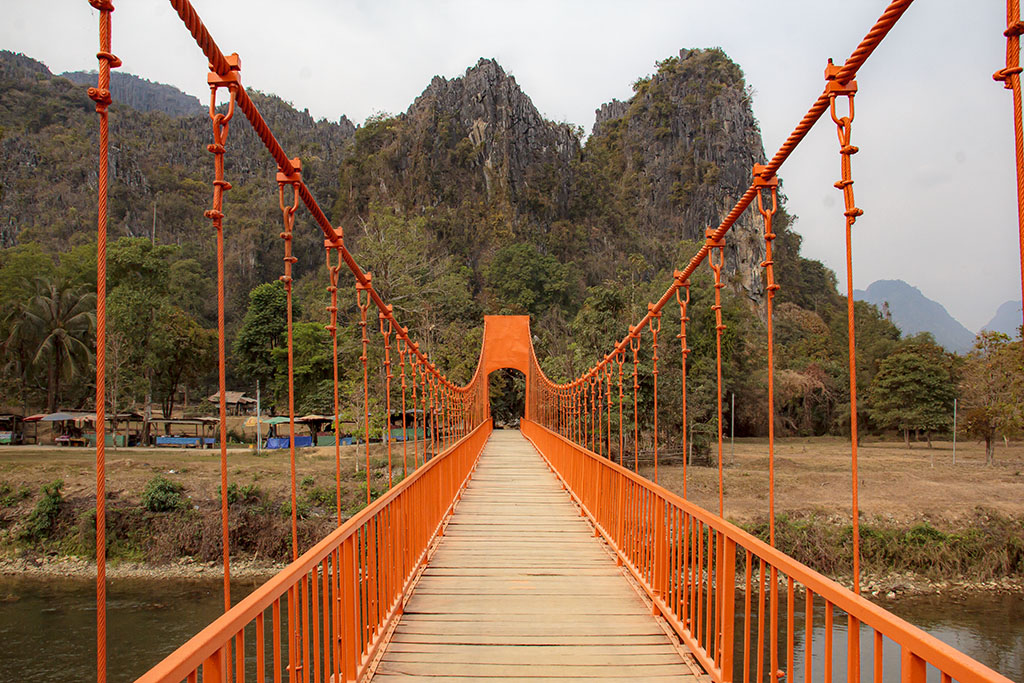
<box><xmin>77</xmin><ymin>0</ymin><xmax>1023</xmax><ymax>681</ymax></box>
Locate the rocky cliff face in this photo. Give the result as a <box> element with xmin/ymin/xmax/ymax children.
<box><xmin>409</xmin><ymin>59</ymin><xmax>579</xmax><ymax>210</ymax></box>
<box><xmin>585</xmin><ymin>49</ymin><xmax>767</xmax><ymax>297</ymax></box>
<box><xmin>0</xmin><ymin>51</ymin><xmax>355</xmax><ymax>294</ymax></box>
<box><xmin>336</xmin><ymin>52</ymin><xmax>770</xmax><ymax>299</ymax></box>
<box><xmin>62</xmin><ymin>70</ymin><xmax>205</xmax><ymax>118</ymax></box>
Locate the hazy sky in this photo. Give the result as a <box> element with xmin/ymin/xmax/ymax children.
<box><xmin>2</xmin><ymin>0</ymin><xmax>1019</xmax><ymax>331</ymax></box>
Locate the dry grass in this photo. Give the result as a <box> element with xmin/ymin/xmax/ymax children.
<box><xmin>644</xmin><ymin>436</ymin><xmax>1024</xmax><ymax>527</ymax></box>
<box><xmin>0</xmin><ymin>439</ymin><xmax>429</xmax><ymax>511</ymax></box>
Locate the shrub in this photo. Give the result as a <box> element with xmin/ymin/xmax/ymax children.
<box><xmin>219</xmin><ymin>482</ymin><xmax>264</xmax><ymax>506</ymax></box>
<box><xmin>0</xmin><ymin>481</ymin><xmax>31</xmax><ymax>507</ymax></box>
<box><xmin>142</xmin><ymin>476</ymin><xmax>185</xmax><ymax>512</ymax></box>
<box><xmin>20</xmin><ymin>480</ymin><xmax>63</xmax><ymax>541</ymax></box>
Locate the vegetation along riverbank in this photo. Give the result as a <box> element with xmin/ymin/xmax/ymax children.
<box><xmin>1</xmin><ymin>436</ymin><xmax>1021</xmax><ymax>599</ymax></box>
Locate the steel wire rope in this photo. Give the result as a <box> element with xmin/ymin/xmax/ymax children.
<box><xmin>86</xmin><ymin>2</ymin><xmax>119</xmax><ymax>680</ymax></box>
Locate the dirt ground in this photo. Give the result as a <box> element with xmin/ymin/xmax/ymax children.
<box><xmin>0</xmin><ymin>439</ymin><xmax>430</xmax><ymax>512</ymax></box>
<box><xmin>2</xmin><ymin>433</ymin><xmax>1020</xmax><ymax>528</ymax></box>
<box><xmin>644</xmin><ymin>436</ymin><xmax>1024</xmax><ymax>526</ymax></box>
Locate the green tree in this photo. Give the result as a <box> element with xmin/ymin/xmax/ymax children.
<box><xmin>233</xmin><ymin>281</ymin><xmax>287</xmax><ymax>391</ymax></box>
<box><xmin>13</xmin><ymin>277</ymin><xmax>96</xmax><ymax>411</ymax></box>
<box><xmin>959</xmin><ymin>331</ymin><xmax>1024</xmax><ymax>464</ymax></box>
<box><xmin>270</xmin><ymin>321</ymin><xmax>332</xmax><ymax>413</ymax></box>
<box><xmin>866</xmin><ymin>336</ymin><xmax>956</xmax><ymax>448</ymax></box>
<box><xmin>484</xmin><ymin>242</ymin><xmax>578</xmax><ymax>317</ymax></box>
<box><xmin>150</xmin><ymin>304</ymin><xmax>215</xmax><ymax>418</ymax></box>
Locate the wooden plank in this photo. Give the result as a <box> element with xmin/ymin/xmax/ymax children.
<box><xmin>388</xmin><ymin>634</ymin><xmax>673</xmax><ymax>646</ymax></box>
<box><xmin>375</xmin><ymin>661</ymin><xmax>688</xmax><ymax>677</ymax></box>
<box><xmin>385</xmin><ymin>643</ymin><xmax>679</xmax><ymax>655</ymax></box>
<box><xmin>370</xmin><ymin>430</ymin><xmax>701</xmax><ymax>682</ymax></box>
<box><xmin>373</xmin><ymin>676</ymin><xmax>694</xmax><ymax>683</ymax></box>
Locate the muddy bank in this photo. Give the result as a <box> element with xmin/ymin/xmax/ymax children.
<box><xmin>0</xmin><ymin>555</ymin><xmax>283</xmax><ymax>581</ymax></box>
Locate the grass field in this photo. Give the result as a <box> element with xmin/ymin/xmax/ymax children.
<box><xmin>1</xmin><ymin>432</ymin><xmax>1020</xmax><ymax>526</ymax></box>
<box><xmin>645</xmin><ymin>436</ymin><xmax>1024</xmax><ymax>526</ymax></box>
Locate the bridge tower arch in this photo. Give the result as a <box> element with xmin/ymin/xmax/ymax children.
<box><xmin>480</xmin><ymin>315</ymin><xmax>533</xmax><ymax>419</ymax></box>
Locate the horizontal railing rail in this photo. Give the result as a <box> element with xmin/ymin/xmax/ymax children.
<box><xmin>136</xmin><ymin>418</ymin><xmax>492</xmax><ymax>683</ymax></box>
<box><xmin>521</xmin><ymin>420</ymin><xmax>1013</xmax><ymax>683</ymax></box>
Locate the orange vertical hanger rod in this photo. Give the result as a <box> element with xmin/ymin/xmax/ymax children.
<box><xmin>87</xmin><ymin>2</ymin><xmax>120</xmax><ymax>680</ymax></box>
<box><xmin>706</xmin><ymin>228</ymin><xmax>726</xmax><ymax>518</ymax></box>
<box><xmin>754</xmin><ymin>163</ymin><xmax>780</xmax><ymax>546</ymax></box>
<box><xmin>206</xmin><ymin>53</ymin><xmax>241</xmax><ymax>613</ymax></box>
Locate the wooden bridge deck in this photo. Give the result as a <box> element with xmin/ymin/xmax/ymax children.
<box><xmin>371</xmin><ymin>429</ymin><xmax>702</xmax><ymax>682</ymax></box>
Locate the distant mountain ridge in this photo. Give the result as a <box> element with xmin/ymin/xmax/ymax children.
<box><xmin>982</xmin><ymin>300</ymin><xmax>1023</xmax><ymax>338</ymax></box>
<box><xmin>853</xmin><ymin>280</ymin><xmax>975</xmax><ymax>354</ymax></box>
<box><xmin>61</xmin><ymin>69</ymin><xmax>204</xmax><ymax>117</ymax></box>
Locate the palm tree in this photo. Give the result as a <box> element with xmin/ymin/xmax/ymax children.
<box><xmin>15</xmin><ymin>277</ymin><xmax>96</xmax><ymax>412</ymax></box>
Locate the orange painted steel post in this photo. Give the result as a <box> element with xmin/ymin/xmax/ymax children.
<box><xmin>826</xmin><ymin>58</ymin><xmax>863</xmax><ymax>597</ymax></box>
<box><xmin>652</xmin><ymin>495</ymin><xmax>667</xmax><ymax>615</ymax></box>
<box><xmin>707</xmin><ymin>228</ymin><xmax>727</xmax><ymax>517</ymax></box>
<box><xmin>721</xmin><ymin>537</ymin><xmax>737</xmax><ymax>683</ymax></box>
<box><xmin>675</xmin><ymin>275</ymin><xmax>691</xmax><ymax>499</ymax></box>
<box><xmin>87</xmin><ymin>2</ymin><xmax>120</xmax><ymax>679</ymax></box>
<box><xmin>996</xmin><ymin>0</ymin><xmax>1024</xmax><ymax>330</ymax></box>
<box><xmin>206</xmin><ymin>53</ymin><xmax>241</xmax><ymax>615</ymax></box>
<box><xmin>648</xmin><ymin>306</ymin><xmax>662</xmax><ymax>483</ymax></box>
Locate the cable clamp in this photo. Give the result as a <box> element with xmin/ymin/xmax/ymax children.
<box><xmin>208</xmin><ymin>53</ymin><xmax>242</xmax><ymax>88</ymax></box>
<box><xmin>824</xmin><ymin>59</ymin><xmax>857</xmax><ymax>95</ymax></box>
<box><xmin>277</xmin><ymin>157</ymin><xmax>302</xmax><ymax>185</ymax></box>
<box><xmin>752</xmin><ymin>163</ymin><xmax>778</xmax><ymax>188</ymax></box>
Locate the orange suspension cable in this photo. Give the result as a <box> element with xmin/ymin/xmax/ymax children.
<box><xmin>707</xmin><ymin>229</ymin><xmax>727</xmax><ymax>517</ymax></box>
<box><xmin>629</xmin><ymin>328</ymin><xmax>641</xmax><ymax>472</ymax></box>
<box><xmin>278</xmin><ymin>160</ymin><xmax>301</xmax><ymax>561</ymax></box>
<box><xmin>675</xmin><ymin>275</ymin><xmax>691</xmax><ymax>499</ymax></box>
<box><xmin>356</xmin><ymin>278</ymin><xmax>373</xmax><ymax>504</ymax></box>
<box><xmin>398</xmin><ymin>333</ymin><xmax>409</xmax><ymax>478</ymax></box>
<box><xmin>379</xmin><ymin>307</ymin><xmax>394</xmax><ymax>488</ymax></box>
<box><xmin>754</xmin><ymin>164</ymin><xmax>780</xmax><ymax>546</ymax></box>
<box><xmin>87</xmin><ymin>2</ymin><xmax>119</xmax><ymax>679</ymax></box>
<box><xmin>204</xmin><ymin>54</ymin><xmax>240</xmax><ymax>613</ymax></box>
<box><xmin>996</xmin><ymin>0</ymin><xmax>1024</xmax><ymax>332</ymax></box>
<box><xmin>325</xmin><ymin>246</ymin><xmax>343</xmax><ymax>525</ymax></box>
<box><xmin>531</xmin><ymin>0</ymin><xmax>915</xmax><ymax>376</ymax></box>
<box><xmin>648</xmin><ymin>306</ymin><xmax>662</xmax><ymax>484</ymax></box>
<box><xmin>827</xmin><ymin>59</ymin><xmax>863</xmax><ymax>596</ymax></box>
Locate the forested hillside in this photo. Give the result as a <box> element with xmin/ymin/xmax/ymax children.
<box><xmin>3</xmin><ymin>47</ymin><xmax>998</xmax><ymax>452</ymax></box>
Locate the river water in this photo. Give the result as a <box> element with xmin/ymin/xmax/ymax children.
<box><xmin>0</xmin><ymin>576</ymin><xmax>1020</xmax><ymax>681</ymax></box>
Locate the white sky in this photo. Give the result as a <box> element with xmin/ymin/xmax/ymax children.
<box><xmin>2</xmin><ymin>0</ymin><xmax>1019</xmax><ymax>331</ymax></box>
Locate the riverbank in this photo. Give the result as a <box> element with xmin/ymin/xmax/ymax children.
<box><xmin>1</xmin><ymin>436</ymin><xmax>1022</xmax><ymax>597</ymax></box>
<box><xmin>1</xmin><ymin>554</ymin><xmax>1021</xmax><ymax>601</ymax></box>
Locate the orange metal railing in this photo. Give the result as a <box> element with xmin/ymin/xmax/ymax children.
<box><xmin>135</xmin><ymin>418</ymin><xmax>491</xmax><ymax>683</ymax></box>
<box><xmin>521</xmin><ymin>421</ymin><xmax>1013</xmax><ymax>683</ymax></box>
